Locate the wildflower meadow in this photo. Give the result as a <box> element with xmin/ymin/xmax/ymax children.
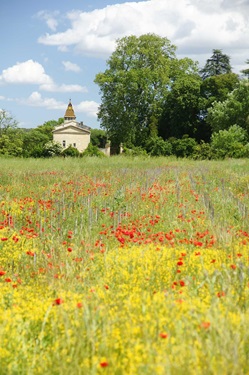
<box><xmin>0</xmin><ymin>156</ymin><xmax>249</xmax><ymax>375</ymax></box>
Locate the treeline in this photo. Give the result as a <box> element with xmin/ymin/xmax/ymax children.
<box><xmin>95</xmin><ymin>33</ymin><xmax>249</xmax><ymax>159</ymax></box>
<box><xmin>1</xmin><ymin>33</ymin><xmax>249</xmax><ymax>159</ymax></box>
<box><xmin>0</xmin><ymin>113</ymin><xmax>107</xmax><ymax>158</ymax></box>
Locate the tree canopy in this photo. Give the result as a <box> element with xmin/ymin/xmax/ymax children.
<box><xmin>207</xmin><ymin>81</ymin><xmax>249</xmax><ymax>134</ymax></box>
<box><xmin>200</xmin><ymin>49</ymin><xmax>232</xmax><ymax>80</ymax></box>
<box><xmin>95</xmin><ymin>33</ymin><xmax>178</xmax><ymax>147</ymax></box>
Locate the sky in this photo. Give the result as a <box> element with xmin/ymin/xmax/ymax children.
<box><xmin>1</xmin><ymin>0</ymin><xmax>249</xmax><ymax>130</ymax></box>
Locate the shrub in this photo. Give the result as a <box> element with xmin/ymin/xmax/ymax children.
<box><xmin>62</xmin><ymin>145</ymin><xmax>80</xmax><ymax>157</ymax></box>
<box><xmin>81</xmin><ymin>143</ymin><xmax>106</xmax><ymax>157</ymax></box>
<box><xmin>122</xmin><ymin>146</ymin><xmax>147</xmax><ymax>157</ymax></box>
<box><xmin>42</xmin><ymin>141</ymin><xmax>63</xmax><ymax>157</ymax></box>
<box><xmin>170</xmin><ymin>135</ymin><xmax>197</xmax><ymax>158</ymax></box>
<box><xmin>210</xmin><ymin>125</ymin><xmax>248</xmax><ymax>159</ymax></box>
<box><xmin>192</xmin><ymin>141</ymin><xmax>212</xmax><ymax>160</ymax></box>
<box><xmin>145</xmin><ymin>137</ymin><xmax>172</xmax><ymax>156</ymax></box>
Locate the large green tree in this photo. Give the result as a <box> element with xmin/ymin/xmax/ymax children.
<box><xmin>95</xmin><ymin>34</ymin><xmax>177</xmax><ymax>147</ymax></box>
<box><xmin>200</xmin><ymin>49</ymin><xmax>232</xmax><ymax>80</ymax></box>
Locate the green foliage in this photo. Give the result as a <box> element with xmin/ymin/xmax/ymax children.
<box><xmin>0</xmin><ymin>132</ymin><xmax>23</xmax><ymax>157</ymax></box>
<box><xmin>22</xmin><ymin>129</ymin><xmax>50</xmax><ymax>157</ymax></box>
<box><xmin>0</xmin><ymin>110</ymin><xmax>23</xmax><ymax>156</ymax></box>
<box><xmin>0</xmin><ymin>109</ymin><xmax>18</xmax><ymax>135</ymax></box>
<box><xmin>90</xmin><ymin>128</ymin><xmax>108</xmax><ymax>148</ymax></box>
<box><xmin>95</xmin><ymin>33</ymin><xmax>177</xmax><ymax>147</ymax></box>
<box><xmin>210</xmin><ymin>125</ymin><xmax>249</xmax><ymax>159</ymax></box>
<box><xmin>170</xmin><ymin>135</ymin><xmax>198</xmax><ymax>158</ymax></box>
<box><xmin>207</xmin><ymin>81</ymin><xmax>249</xmax><ymax>134</ymax></box>
<box><xmin>61</xmin><ymin>145</ymin><xmax>80</xmax><ymax>158</ymax></box>
<box><xmin>201</xmin><ymin>73</ymin><xmax>239</xmax><ymax>103</ymax></box>
<box><xmin>241</xmin><ymin>59</ymin><xmax>249</xmax><ymax>78</ymax></box>
<box><xmin>192</xmin><ymin>141</ymin><xmax>212</xmax><ymax>160</ymax></box>
<box><xmin>42</xmin><ymin>141</ymin><xmax>63</xmax><ymax>158</ymax></box>
<box><xmin>159</xmin><ymin>66</ymin><xmax>202</xmax><ymax>139</ymax></box>
<box><xmin>122</xmin><ymin>146</ymin><xmax>148</xmax><ymax>157</ymax></box>
<box><xmin>145</xmin><ymin>136</ymin><xmax>172</xmax><ymax>156</ymax></box>
<box><xmin>200</xmin><ymin>49</ymin><xmax>232</xmax><ymax>79</ymax></box>
<box><xmin>81</xmin><ymin>143</ymin><xmax>106</xmax><ymax>157</ymax></box>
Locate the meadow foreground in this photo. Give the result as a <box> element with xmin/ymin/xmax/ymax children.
<box><xmin>0</xmin><ymin>157</ymin><xmax>249</xmax><ymax>374</ymax></box>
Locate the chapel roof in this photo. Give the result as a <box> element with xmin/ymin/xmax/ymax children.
<box><xmin>64</xmin><ymin>100</ymin><xmax>76</xmax><ymax>120</ymax></box>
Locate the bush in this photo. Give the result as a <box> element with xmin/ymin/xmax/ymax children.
<box><xmin>122</xmin><ymin>146</ymin><xmax>147</xmax><ymax>157</ymax></box>
<box><xmin>81</xmin><ymin>143</ymin><xmax>106</xmax><ymax>157</ymax></box>
<box><xmin>42</xmin><ymin>141</ymin><xmax>63</xmax><ymax>157</ymax></box>
<box><xmin>192</xmin><ymin>141</ymin><xmax>212</xmax><ymax>160</ymax></box>
<box><xmin>210</xmin><ymin>125</ymin><xmax>248</xmax><ymax>159</ymax></box>
<box><xmin>62</xmin><ymin>145</ymin><xmax>80</xmax><ymax>157</ymax></box>
<box><xmin>170</xmin><ymin>135</ymin><xmax>197</xmax><ymax>158</ymax></box>
<box><xmin>145</xmin><ymin>137</ymin><xmax>172</xmax><ymax>156</ymax></box>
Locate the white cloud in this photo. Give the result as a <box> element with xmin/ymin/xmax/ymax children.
<box><xmin>24</xmin><ymin>92</ymin><xmax>65</xmax><ymax>110</ymax></box>
<box><xmin>0</xmin><ymin>60</ymin><xmax>87</xmax><ymax>93</ymax></box>
<box><xmin>76</xmin><ymin>101</ymin><xmax>99</xmax><ymax>118</ymax></box>
<box><xmin>40</xmin><ymin>83</ymin><xmax>87</xmax><ymax>93</ymax></box>
<box><xmin>36</xmin><ymin>10</ymin><xmax>60</xmax><ymax>31</ymax></box>
<box><xmin>19</xmin><ymin>92</ymin><xmax>99</xmax><ymax>118</ymax></box>
<box><xmin>62</xmin><ymin>61</ymin><xmax>81</xmax><ymax>72</ymax></box>
<box><xmin>38</xmin><ymin>0</ymin><xmax>249</xmax><ymax>71</ymax></box>
<box><xmin>0</xmin><ymin>60</ymin><xmax>52</xmax><ymax>85</ymax></box>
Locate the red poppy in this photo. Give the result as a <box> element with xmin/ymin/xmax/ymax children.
<box><xmin>0</xmin><ymin>271</ymin><xmax>6</xmax><ymax>276</ymax></box>
<box><xmin>100</xmin><ymin>361</ymin><xmax>109</xmax><ymax>368</ymax></box>
<box><xmin>26</xmin><ymin>251</ymin><xmax>35</xmax><ymax>256</ymax></box>
<box><xmin>77</xmin><ymin>302</ymin><xmax>83</xmax><ymax>308</ymax></box>
<box><xmin>217</xmin><ymin>291</ymin><xmax>225</xmax><ymax>298</ymax></box>
<box><xmin>230</xmin><ymin>264</ymin><xmax>236</xmax><ymax>270</ymax></box>
<box><xmin>177</xmin><ymin>261</ymin><xmax>183</xmax><ymax>266</ymax></box>
<box><xmin>5</xmin><ymin>278</ymin><xmax>12</xmax><ymax>283</ymax></box>
<box><xmin>200</xmin><ymin>321</ymin><xmax>211</xmax><ymax>329</ymax></box>
<box><xmin>179</xmin><ymin>280</ymin><xmax>185</xmax><ymax>287</ymax></box>
<box><xmin>53</xmin><ymin>298</ymin><xmax>64</xmax><ymax>305</ymax></box>
<box><xmin>159</xmin><ymin>332</ymin><xmax>168</xmax><ymax>339</ymax></box>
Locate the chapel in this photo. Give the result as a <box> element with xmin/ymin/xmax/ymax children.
<box><xmin>52</xmin><ymin>100</ymin><xmax>91</xmax><ymax>152</ymax></box>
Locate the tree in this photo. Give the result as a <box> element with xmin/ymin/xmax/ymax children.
<box><xmin>200</xmin><ymin>49</ymin><xmax>232</xmax><ymax>80</ymax></box>
<box><xmin>241</xmin><ymin>59</ymin><xmax>249</xmax><ymax>78</ymax></box>
<box><xmin>200</xmin><ymin>73</ymin><xmax>239</xmax><ymax>103</ymax></box>
<box><xmin>0</xmin><ymin>110</ymin><xmax>23</xmax><ymax>156</ymax></box>
<box><xmin>90</xmin><ymin>129</ymin><xmax>108</xmax><ymax>148</ymax></box>
<box><xmin>158</xmin><ymin>61</ymin><xmax>203</xmax><ymax>140</ymax></box>
<box><xmin>0</xmin><ymin>109</ymin><xmax>18</xmax><ymax>136</ymax></box>
<box><xmin>95</xmin><ymin>34</ymin><xmax>177</xmax><ymax>148</ymax></box>
<box><xmin>207</xmin><ymin>81</ymin><xmax>249</xmax><ymax>134</ymax></box>
<box><xmin>22</xmin><ymin>118</ymin><xmax>63</xmax><ymax>157</ymax></box>
<box><xmin>198</xmin><ymin>72</ymin><xmax>239</xmax><ymax>141</ymax></box>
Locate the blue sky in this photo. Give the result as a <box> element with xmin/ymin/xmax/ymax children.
<box><xmin>1</xmin><ymin>0</ymin><xmax>249</xmax><ymax>129</ymax></box>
